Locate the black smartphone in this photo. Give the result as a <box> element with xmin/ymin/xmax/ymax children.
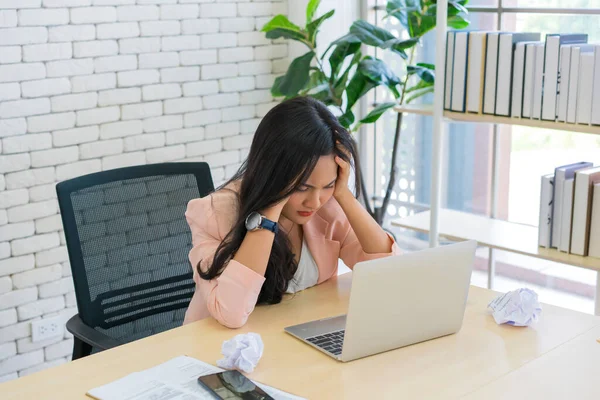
<box><xmin>197</xmin><ymin>370</ymin><xmax>275</xmax><ymax>400</ymax></box>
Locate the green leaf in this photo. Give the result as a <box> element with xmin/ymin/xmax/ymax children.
<box><xmin>349</xmin><ymin>20</ymin><xmax>395</xmax><ymax>48</ymax></box>
<box><xmin>338</xmin><ymin>110</ymin><xmax>355</xmax><ymax>128</ymax></box>
<box><xmin>277</xmin><ymin>51</ymin><xmax>315</xmax><ymax>97</ymax></box>
<box><xmin>448</xmin><ymin>15</ymin><xmax>470</xmax><ymax>29</ymax></box>
<box><xmin>333</xmin><ymin>49</ymin><xmax>362</xmax><ymax>104</ymax></box>
<box><xmin>406</xmin><ymin>64</ymin><xmax>435</xmax><ymax>83</ymax></box>
<box><xmin>329</xmin><ymin>40</ymin><xmax>361</xmax><ymax>79</ymax></box>
<box><xmin>350</xmin><ymin>20</ymin><xmax>413</xmax><ymax>58</ymax></box>
<box><xmin>262</xmin><ymin>14</ymin><xmax>302</xmax><ymax>33</ymax></box>
<box><xmin>332</xmin><ymin>33</ymin><xmax>361</xmax><ymax>46</ymax></box>
<box><xmin>307</xmin><ymin>9</ymin><xmax>335</xmax><ymax>44</ymax></box>
<box><xmin>427</xmin><ymin>2</ymin><xmax>470</xmax><ymax>17</ymax></box>
<box><xmin>303</xmin><ymin>70</ymin><xmax>331</xmax><ymax>101</ymax></box>
<box><xmin>345</xmin><ymin>71</ymin><xmax>376</xmax><ymax>111</ymax></box>
<box><xmin>322</xmin><ymin>33</ymin><xmax>361</xmax><ymax>60</ymax></box>
<box><xmin>418</xmin><ymin>15</ymin><xmax>436</xmax><ymax>37</ymax></box>
<box><xmin>449</xmin><ymin>1</ymin><xmax>469</xmax><ymax>15</ymax></box>
<box><xmin>306</xmin><ymin>0</ymin><xmax>320</xmax><ymax>23</ymax></box>
<box><xmin>359</xmin><ymin>102</ymin><xmax>397</xmax><ymax>124</ymax></box>
<box><xmin>385</xmin><ymin>0</ymin><xmax>421</xmax><ymax>36</ymax></box>
<box><xmin>404</xmin><ymin>79</ymin><xmax>433</xmax><ymax>94</ymax></box>
<box><xmin>265</xmin><ymin>28</ymin><xmax>308</xmax><ymax>42</ymax></box>
<box><xmin>380</xmin><ymin>37</ymin><xmax>419</xmax><ymax>59</ymax></box>
<box><xmin>358</xmin><ymin>57</ymin><xmax>401</xmax><ymax>98</ymax></box>
<box><xmin>271</xmin><ymin>76</ymin><xmax>284</xmax><ymax>97</ymax></box>
<box><xmin>417</xmin><ymin>62</ymin><xmax>435</xmax><ymax>70</ymax></box>
<box><xmin>405</xmin><ymin>87</ymin><xmax>434</xmax><ymax>104</ymax></box>
<box><xmin>381</xmin><ymin>37</ymin><xmax>419</xmax><ymax>51</ymax></box>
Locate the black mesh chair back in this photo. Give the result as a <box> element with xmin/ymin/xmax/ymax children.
<box><xmin>56</xmin><ymin>163</ymin><xmax>214</xmax><ymax>353</ymax></box>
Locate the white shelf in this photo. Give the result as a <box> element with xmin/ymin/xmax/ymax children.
<box><xmin>391</xmin><ymin>209</ymin><xmax>600</xmax><ymax>272</ymax></box>
<box><xmin>394</xmin><ymin>104</ymin><xmax>600</xmax><ymax>135</ymax></box>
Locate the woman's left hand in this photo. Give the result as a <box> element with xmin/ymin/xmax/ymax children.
<box><xmin>334</xmin><ymin>143</ymin><xmax>352</xmax><ymax>200</ymax></box>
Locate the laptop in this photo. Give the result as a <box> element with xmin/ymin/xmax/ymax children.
<box><xmin>284</xmin><ymin>240</ymin><xmax>477</xmax><ymax>362</ymax></box>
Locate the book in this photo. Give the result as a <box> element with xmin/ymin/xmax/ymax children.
<box><xmin>588</xmin><ymin>184</ymin><xmax>600</xmax><ymax>258</ymax></box>
<box><xmin>538</xmin><ymin>173</ymin><xmax>555</xmax><ymax>248</ymax></box>
<box><xmin>511</xmin><ymin>41</ymin><xmax>527</xmax><ymax>117</ymax></box>
<box><xmin>483</xmin><ymin>32</ymin><xmax>501</xmax><ymax>115</ymax></box>
<box><xmin>522</xmin><ymin>42</ymin><xmax>541</xmax><ymax>118</ymax></box>
<box><xmin>466</xmin><ymin>31</ymin><xmax>489</xmax><ymax>114</ymax></box>
<box><xmin>571</xmin><ymin>166</ymin><xmax>600</xmax><ymax>256</ymax></box>
<box><xmin>557</xmin><ymin>45</ymin><xmax>573</xmax><ymax>122</ymax></box>
<box><xmin>445</xmin><ymin>31</ymin><xmax>455</xmax><ymax>111</ymax></box>
<box><xmin>532</xmin><ymin>43</ymin><xmax>545</xmax><ymax>120</ymax></box>
<box><xmin>591</xmin><ymin>45</ymin><xmax>600</xmax><ymax>126</ymax></box>
<box><xmin>567</xmin><ymin>45</ymin><xmax>595</xmax><ymax>123</ymax></box>
<box><xmin>496</xmin><ymin>33</ymin><xmax>540</xmax><ymax>116</ymax></box>
<box><xmin>576</xmin><ymin>51</ymin><xmax>595</xmax><ymax>124</ymax></box>
<box><xmin>86</xmin><ymin>356</ymin><xmax>304</xmax><ymax>400</ymax></box>
<box><xmin>551</xmin><ymin>162</ymin><xmax>593</xmax><ymax>249</ymax></box>
<box><xmin>541</xmin><ymin>34</ymin><xmax>588</xmax><ymax>121</ymax></box>
<box><xmin>559</xmin><ymin>178</ymin><xmax>575</xmax><ymax>253</ymax></box>
<box><xmin>451</xmin><ymin>31</ymin><xmax>470</xmax><ymax>112</ymax></box>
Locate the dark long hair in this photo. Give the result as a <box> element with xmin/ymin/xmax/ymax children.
<box><xmin>198</xmin><ymin>96</ymin><xmax>362</xmax><ymax>304</ymax></box>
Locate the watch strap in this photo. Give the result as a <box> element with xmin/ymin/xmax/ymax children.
<box><xmin>260</xmin><ymin>218</ymin><xmax>279</xmax><ymax>234</ymax></box>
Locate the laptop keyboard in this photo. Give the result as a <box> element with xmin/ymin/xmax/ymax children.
<box><xmin>306</xmin><ymin>330</ymin><xmax>345</xmax><ymax>356</ymax></box>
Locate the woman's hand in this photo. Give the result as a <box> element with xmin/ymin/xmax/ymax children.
<box><xmin>262</xmin><ymin>195</ymin><xmax>290</xmax><ymax>220</ymax></box>
<box><xmin>334</xmin><ymin>142</ymin><xmax>353</xmax><ymax>201</ymax></box>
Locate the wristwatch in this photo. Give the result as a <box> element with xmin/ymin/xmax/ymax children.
<box><xmin>245</xmin><ymin>211</ymin><xmax>279</xmax><ymax>234</ymax></box>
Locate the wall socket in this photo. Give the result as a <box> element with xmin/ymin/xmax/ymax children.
<box><xmin>31</xmin><ymin>316</ymin><xmax>64</xmax><ymax>342</ymax></box>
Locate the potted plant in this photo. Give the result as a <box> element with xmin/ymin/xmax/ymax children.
<box><xmin>262</xmin><ymin>0</ymin><xmax>470</xmax><ymax>225</ymax></box>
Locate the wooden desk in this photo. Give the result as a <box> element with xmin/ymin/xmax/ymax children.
<box><xmin>1</xmin><ymin>273</ymin><xmax>599</xmax><ymax>400</ymax></box>
<box><xmin>460</xmin><ymin>325</ymin><xmax>600</xmax><ymax>400</ymax></box>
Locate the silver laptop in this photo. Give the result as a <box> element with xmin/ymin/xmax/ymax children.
<box><xmin>284</xmin><ymin>240</ymin><xmax>476</xmax><ymax>362</ymax></box>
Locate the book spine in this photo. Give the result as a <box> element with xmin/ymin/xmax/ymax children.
<box><xmin>576</xmin><ymin>52</ymin><xmax>594</xmax><ymax>124</ymax></box>
<box><xmin>538</xmin><ymin>175</ymin><xmax>554</xmax><ymax>248</ymax></box>
<box><xmin>511</xmin><ymin>43</ymin><xmax>526</xmax><ymax>117</ymax></box>
<box><xmin>567</xmin><ymin>47</ymin><xmax>581</xmax><ymax>124</ymax></box>
<box><xmin>541</xmin><ymin>36</ymin><xmax>560</xmax><ymax>121</ymax></box>
<box><xmin>451</xmin><ymin>32</ymin><xmax>469</xmax><ymax>112</ymax></box>
<box><xmin>444</xmin><ymin>31</ymin><xmax>455</xmax><ymax>111</ymax></box>
<box><xmin>532</xmin><ymin>44</ymin><xmax>545</xmax><ymax>120</ymax></box>
<box><xmin>588</xmin><ymin>184</ymin><xmax>600</xmax><ymax>258</ymax></box>
<box><xmin>483</xmin><ymin>33</ymin><xmax>499</xmax><ymax>115</ymax></box>
<box><xmin>557</xmin><ymin>46</ymin><xmax>571</xmax><ymax>122</ymax></box>
<box><xmin>591</xmin><ymin>46</ymin><xmax>600</xmax><ymax>125</ymax></box>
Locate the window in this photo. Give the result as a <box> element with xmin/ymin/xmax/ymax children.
<box><xmin>367</xmin><ymin>0</ymin><xmax>600</xmax><ymax>313</ymax></box>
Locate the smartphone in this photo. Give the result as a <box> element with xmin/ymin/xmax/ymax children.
<box><xmin>197</xmin><ymin>370</ymin><xmax>275</xmax><ymax>400</ymax></box>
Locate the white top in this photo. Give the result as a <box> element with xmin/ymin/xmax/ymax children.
<box><xmin>286</xmin><ymin>239</ymin><xmax>319</xmax><ymax>294</ymax></box>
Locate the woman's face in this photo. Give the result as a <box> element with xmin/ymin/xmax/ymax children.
<box><xmin>281</xmin><ymin>155</ymin><xmax>338</xmax><ymax>225</ymax></box>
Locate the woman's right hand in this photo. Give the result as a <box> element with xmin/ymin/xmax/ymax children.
<box><xmin>262</xmin><ymin>195</ymin><xmax>290</xmax><ymax>220</ymax></box>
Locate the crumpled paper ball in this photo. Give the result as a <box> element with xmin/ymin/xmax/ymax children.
<box><xmin>216</xmin><ymin>332</ymin><xmax>264</xmax><ymax>373</ymax></box>
<box><xmin>487</xmin><ymin>288</ymin><xmax>542</xmax><ymax>327</ymax></box>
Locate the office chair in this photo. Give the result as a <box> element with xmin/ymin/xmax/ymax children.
<box><xmin>56</xmin><ymin>162</ymin><xmax>214</xmax><ymax>360</ymax></box>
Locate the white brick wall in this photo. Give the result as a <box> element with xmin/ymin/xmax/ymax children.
<box><xmin>0</xmin><ymin>0</ymin><xmax>286</xmax><ymax>381</ymax></box>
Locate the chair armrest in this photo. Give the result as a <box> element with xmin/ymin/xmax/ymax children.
<box><xmin>66</xmin><ymin>314</ymin><xmax>124</xmax><ymax>351</ymax></box>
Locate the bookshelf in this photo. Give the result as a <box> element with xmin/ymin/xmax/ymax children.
<box><xmin>391</xmin><ymin>209</ymin><xmax>600</xmax><ymax>272</ymax></box>
<box><xmin>394</xmin><ymin>104</ymin><xmax>600</xmax><ymax>135</ymax></box>
<box><xmin>387</xmin><ymin>3</ymin><xmax>600</xmax><ymax>315</ymax></box>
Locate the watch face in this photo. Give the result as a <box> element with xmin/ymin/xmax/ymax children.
<box><xmin>246</xmin><ymin>212</ymin><xmax>262</xmax><ymax>230</ymax></box>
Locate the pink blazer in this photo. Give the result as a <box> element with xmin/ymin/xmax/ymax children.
<box><xmin>183</xmin><ymin>189</ymin><xmax>401</xmax><ymax>328</ymax></box>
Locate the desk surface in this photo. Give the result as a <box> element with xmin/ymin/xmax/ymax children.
<box><xmin>2</xmin><ymin>272</ymin><xmax>600</xmax><ymax>400</ymax></box>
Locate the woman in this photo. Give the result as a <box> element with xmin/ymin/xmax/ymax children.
<box><xmin>183</xmin><ymin>97</ymin><xmax>400</xmax><ymax>328</ymax></box>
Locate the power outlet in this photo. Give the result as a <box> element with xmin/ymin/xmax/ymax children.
<box><xmin>31</xmin><ymin>316</ymin><xmax>64</xmax><ymax>342</ymax></box>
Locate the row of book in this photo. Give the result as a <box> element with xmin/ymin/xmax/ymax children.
<box><xmin>444</xmin><ymin>31</ymin><xmax>600</xmax><ymax>125</ymax></box>
<box><xmin>538</xmin><ymin>162</ymin><xmax>600</xmax><ymax>258</ymax></box>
